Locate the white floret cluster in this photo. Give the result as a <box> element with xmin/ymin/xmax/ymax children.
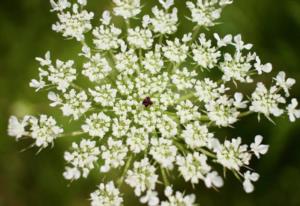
<box><xmin>7</xmin><ymin>0</ymin><xmax>300</xmax><ymax>205</ymax></box>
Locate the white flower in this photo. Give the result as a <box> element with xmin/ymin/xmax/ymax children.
<box><xmin>216</xmin><ymin>137</ymin><xmax>251</xmax><ymax>171</ymax></box>
<box><xmin>243</xmin><ymin>171</ymin><xmax>259</xmax><ymax>193</ymax></box>
<box><xmin>186</xmin><ymin>0</ymin><xmax>233</xmax><ymax>27</ymax></box>
<box><xmin>171</xmin><ymin>68</ymin><xmax>197</xmax><ymax>91</ymax></box>
<box><xmin>157</xmin><ymin>115</ymin><xmax>178</xmax><ymax>138</ymax></box>
<box><xmin>233</xmin><ymin>93</ymin><xmax>248</xmax><ymax>109</ymax></box>
<box><xmin>92</xmin><ymin>24</ymin><xmax>122</xmax><ymax>51</ymax></box>
<box><xmin>101</xmin><ymin>10</ymin><xmax>112</xmax><ymax>25</ymax></box>
<box><xmin>63</xmin><ymin>167</ymin><xmax>81</xmax><ymax>180</ymax></box>
<box><xmin>232</xmin><ymin>34</ymin><xmax>253</xmax><ymax>51</ymax></box>
<box><xmin>8</xmin><ymin>116</ymin><xmax>30</xmax><ymax>139</ymax></box>
<box><xmin>219</xmin><ymin>51</ymin><xmax>254</xmax><ymax>83</ymax></box>
<box><xmin>287</xmin><ymin>98</ymin><xmax>300</xmax><ymax>122</ymax></box>
<box><xmin>162</xmin><ymin>38</ymin><xmax>189</xmax><ymax>63</ymax></box>
<box><xmin>49</xmin><ymin>59</ymin><xmax>77</xmax><ymax>91</ymax></box>
<box><xmin>89</xmin><ymin>84</ymin><xmax>117</xmax><ymax>107</ymax></box>
<box><xmin>195</xmin><ymin>78</ymin><xmax>227</xmax><ymax>103</ymax></box>
<box><xmin>150</xmin><ymin>138</ymin><xmax>177</xmax><ymax>169</ymax></box>
<box><xmin>205</xmin><ymin>95</ymin><xmax>240</xmax><ymax>127</ymax></box>
<box><xmin>81</xmin><ymin>113</ymin><xmax>111</xmax><ymax>138</ymax></box>
<box><xmin>275</xmin><ymin>71</ymin><xmax>296</xmax><ymax>97</ymax></box>
<box><xmin>214</xmin><ymin>33</ymin><xmax>232</xmax><ymax>47</ymax></box>
<box><xmin>159</xmin><ymin>0</ymin><xmax>174</xmax><ymax>10</ymax></box>
<box><xmin>126</xmin><ymin>127</ymin><xmax>149</xmax><ymax>154</ymax></box>
<box><xmin>150</xmin><ymin>6</ymin><xmax>178</xmax><ymax>35</ymax></box>
<box><xmin>182</xmin><ymin>33</ymin><xmax>193</xmax><ymax>43</ymax></box>
<box><xmin>113</xmin><ymin>99</ymin><xmax>138</xmax><ymax>117</ymax></box>
<box><xmin>177</xmin><ymin>152</ymin><xmax>211</xmax><ymax>184</ymax></box>
<box><xmin>134</xmin><ymin>110</ymin><xmax>161</xmax><ymax>133</ymax></box>
<box><xmin>112</xmin><ymin>117</ymin><xmax>131</xmax><ymax>138</ymax></box>
<box><xmin>250</xmin><ymin>83</ymin><xmax>286</xmax><ymax>118</ymax></box>
<box><xmin>52</xmin><ymin>4</ymin><xmax>94</xmax><ymax>41</ymax></box>
<box><xmin>140</xmin><ymin>190</ymin><xmax>160</xmax><ymax>206</ymax></box>
<box><xmin>29</xmin><ymin>79</ymin><xmax>46</xmax><ymax>91</ymax></box>
<box><xmin>126</xmin><ymin>158</ymin><xmax>158</xmax><ymax>196</ymax></box>
<box><xmin>63</xmin><ymin>139</ymin><xmax>100</xmax><ymax>180</ymax></box>
<box><xmin>115</xmin><ymin>48</ymin><xmax>139</xmax><ymax>75</ymax></box>
<box><xmin>32</xmin><ymin>52</ymin><xmax>77</xmax><ymax>92</ymax></box>
<box><xmin>82</xmin><ymin>53</ymin><xmax>112</xmax><ymax>82</ymax></box>
<box><xmin>161</xmin><ymin>186</ymin><xmax>196</xmax><ymax>206</ymax></box>
<box><xmin>30</xmin><ymin>115</ymin><xmax>63</xmax><ymax>148</ymax></box>
<box><xmin>100</xmin><ymin>137</ymin><xmax>128</xmax><ymax>172</ymax></box>
<box><xmin>49</xmin><ymin>89</ymin><xmax>91</xmax><ymax>120</ymax></box>
<box><xmin>250</xmin><ymin>135</ymin><xmax>269</xmax><ymax>159</ymax></box>
<box><xmin>35</xmin><ymin>51</ymin><xmax>51</xmax><ymax>66</ymax></box>
<box><xmin>134</xmin><ymin>72</ymin><xmax>170</xmax><ymax>97</ymax></box>
<box><xmin>176</xmin><ymin>100</ymin><xmax>201</xmax><ymax>124</ymax></box>
<box><xmin>8</xmin><ymin>114</ymin><xmax>63</xmax><ymax>148</ymax></box>
<box><xmin>254</xmin><ymin>56</ymin><xmax>272</xmax><ymax>75</ymax></box>
<box><xmin>50</xmin><ymin>0</ymin><xmax>71</xmax><ymax>12</ymax></box>
<box><xmin>77</xmin><ymin>0</ymin><xmax>86</xmax><ymax>6</ymax></box>
<box><xmin>181</xmin><ymin>121</ymin><xmax>213</xmax><ymax>149</ymax></box>
<box><xmin>90</xmin><ymin>181</ymin><xmax>123</xmax><ymax>206</ymax></box>
<box><xmin>204</xmin><ymin>171</ymin><xmax>224</xmax><ymax>188</ymax></box>
<box><xmin>142</xmin><ymin>45</ymin><xmax>164</xmax><ymax>74</ymax></box>
<box><xmin>192</xmin><ymin>33</ymin><xmax>221</xmax><ymax>69</ymax></box>
<box><xmin>113</xmin><ymin>0</ymin><xmax>141</xmax><ymax>19</ymax></box>
<box><xmin>127</xmin><ymin>27</ymin><xmax>153</xmax><ymax>49</ymax></box>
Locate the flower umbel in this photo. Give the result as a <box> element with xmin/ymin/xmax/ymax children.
<box><xmin>7</xmin><ymin>0</ymin><xmax>300</xmax><ymax>205</ymax></box>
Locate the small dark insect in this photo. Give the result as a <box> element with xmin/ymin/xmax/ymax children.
<box><xmin>142</xmin><ymin>97</ymin><xmax>153</xmax><ymax>107</ymax></box>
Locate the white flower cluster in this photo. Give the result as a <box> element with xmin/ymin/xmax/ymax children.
<box><xmin>186</xmin><ymin>0</ymin><xmax>233</xmax><ymax>27</ymax></box>
<box><xmin>126</xmin><ymin>158</ymin><xmax>158</xmax><ymax>196</ymax></box>
<box><xmin>48</xmin><ymin>89</ymin><xmax>91</xmax><ymax>120</ymax></box>
<box><xmin>90</xmin><ymin>181</ymin><xmax>123</xmax><ymax>206</ymax></box>
<box><xmin>30</xmin><ymin>51</ymin><xmax>77</xmax><ymax>92</ymax></box>
<box><xmin>113</xmin><ymin>0</ymin><xmax>141</xmax><ymax>19</ymax></box>
<box><xmin>148</xmin><ymin>2</ymin><xmax>178</xmax><ymax>35</ymax></box>
<box><xmin>161</xmin><ymin>186</ymin><xmax>196</xmax><ymax>206</ymax></box>
<box><xmin>8</xmin><ymin>115</ymin><xmax>63</xmax><ymax>149</ymax></box>
<box><xmin>51</xmin><ymin>1</ymin><xmax>94</xmax><ymax>41</ymax></box>
<box><xmin>64</xmin><ymin>139</ymin><xmax>100</xmax><ymax>180</ymax></box>
<box><xmin>8</xmin><ymin>0</ymin><xmax>300</xmax><ymax>205</ymax></box>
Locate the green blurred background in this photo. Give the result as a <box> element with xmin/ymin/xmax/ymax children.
<box><xmin>1</xmin><ymin>0</ymin><xmax>300</xmax><ymax>205</ymax></box>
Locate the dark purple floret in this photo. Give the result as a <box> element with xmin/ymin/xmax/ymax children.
<box><xmin>142</xmin><ymin>97</ymin><xmax>153</xmax><ymax>107</ymax></box>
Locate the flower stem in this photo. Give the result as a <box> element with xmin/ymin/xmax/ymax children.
<box><xmin>117</xmin><ymin>155</ymin><xmax>133</xmax><ymax>187</ymax></box>
<box><xmin>71</xmin><ymin>83</ymin><xmax>84</xmax><ymax>91</ymax></box>
<box><xmin>199</xmin><ymin>148</ymin><xmax>216</xmax><ymax>158</ymax></box>
<box><xmin>190</xmin><ymin>25</ymin><xmax>201</xmax><ymax>44</ymax></box>
<box><xmin>160</xmin><ymin>167</ymin><xmax>170</xmax><ymax>186</ymax></box>
<box><xmin>239</xmin><ymin>111</ymin><xmax>253</xmax><ymax>118</ymax></box>
<box><xmin>58</xmin><ymin>131</ymin><xmax>85</xmax><ymax>138</ymax></box>
<box><xmin>175</xmin><ymin>92</ymin><xmax>195</xmax><ymax>103</ymax></box>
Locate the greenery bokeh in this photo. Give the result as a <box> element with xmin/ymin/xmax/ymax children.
<box><xmin>1</xmin><ymin>0</ymin><xmax>300</xmax><ymax>205</ymax></box>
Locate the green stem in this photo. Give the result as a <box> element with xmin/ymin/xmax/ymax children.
<box><xmin>173</xmin><ymin>141</ymin><xmax>188</xmax><ymax>155</ymax></box>
<box><xmin>71</xmin><ymin>83</ymin><xmax>83</xmax><ymax>91</ymax></box>
<box><xmin>125</xmin><ymin>19</ymin><xmax>131</xmax><ymax>32</ymax></box>
<box><xmin>199</xmin><ymin>148</ymin><xmax>216</xmax><ymax>158</ymax></box>
<box><xmin>159</xmin><ymin>35</ymin><xmax>164</xmax><ymax>45</ymax></box>
<box><xmin>199</xmin><ymin>115</ymin><xmax>210</xmax><ymax>121</ymax></box>
<box><xmin>163</xmin><ymin>111</ymin><xmax>180</xmax><ymax>123</ymax></box>
<box><xmin>239</xmin><ymin>111</ymin><xmax>253</xmax><ymax>118</ymax></box>
<box><xmin>160</xmin><ymin>167</ymin><xmax>170</xmax><ymax>186</ymax></box>
<box><xmin>190</xmin><ymin>25</ymin><xmax>201</xmax><ymax>45</ymax></box>
<box><xmin>58</xmin><ymin>131</ymin><xmax>85</xmax><ymax>138</ymax></box>
<box><xmin>117</xmin><ymin>155</ymin><xmax>133</xmax><ymax>187</ymax></box>
<box><xmin>176</xmin><ymin>92</ymin><xmax>195</xmax><ymax>103</ymax></box>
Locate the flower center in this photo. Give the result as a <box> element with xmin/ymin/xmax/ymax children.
<box><xmin>142</xmin><ymin>97</ymin><xmax>153</xmax><ymax>107</ymax></box>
